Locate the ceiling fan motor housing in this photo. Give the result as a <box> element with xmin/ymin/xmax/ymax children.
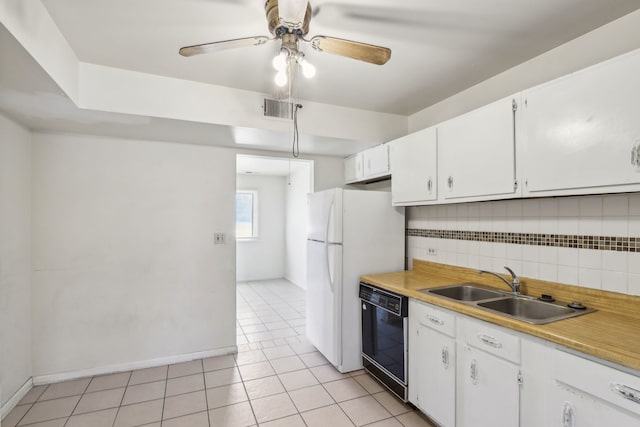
<box><xmin>265</xmin><ymin>0</ymin><xmax>312</xmax><ymax>37</ymax></box>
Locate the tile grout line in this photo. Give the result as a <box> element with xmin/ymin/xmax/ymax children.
<box><xmin>200</xmin><ymin>359</ymin><xmax>211</xmax><ymax>427</ymax></box>
<box><xmin>111</xmin><ymin>370</ymin><xmax>133</xmax><ymax>427</ymax></box>
<box><xmin>235</xmin><ymin>351</ymin><xmax>260</xmax><ymax>426</ymax></box>
<box><xmin>62</xmin><ymin>378</ymin><xmax>91</xmax><ymax>427</ymax></box>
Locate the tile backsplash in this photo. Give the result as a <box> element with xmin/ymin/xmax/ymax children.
<box><xmin>406</xmin><ymin>193</ymin><xmax>640</xmax><ymax>296</ymax></box>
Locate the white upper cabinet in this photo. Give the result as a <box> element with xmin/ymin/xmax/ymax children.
<box><xmin>438</xmin><ymin>96</ymin><xmax>519</xmax><ymax>201</ymax></box>
<box><xmin>390</xmin><ymin>127</ymin><xmax>437</xmax><ymax>206</ymax></box>
<box><xmin>344</xmin><ymin>144</ymin><xmax>390</xmax><ymax>184</ymax></box>
<box><xmin>363</xmin><ymin>144</ymin><xmax>390</xmax><ymax>179</ymax></box>
<box><xmin>521</xmin><ymin>49</ymin><xmax>640</xmax><ymax>196</ymax></box>
<box><xmin>344</xmin><ymin>152</ymin><xmax>364</xmax><ymax>184</ymax></box>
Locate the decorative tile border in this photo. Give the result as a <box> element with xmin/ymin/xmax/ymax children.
<box><xmin>406</xmin><ymin>229</ymin><xmax>640</xmax><ymax>252</ymax></box>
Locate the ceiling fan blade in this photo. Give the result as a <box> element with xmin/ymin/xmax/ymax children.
<box><xmin>278</xmin><ymin>0</ymin><xmax>309</xmax><ymax>27</ymax></box>
<box><xmin>308</xmin><ymin>36</ymin><xmax>391</xmax><ymax>65</ymax></box>
<box><xmin>179</xmin><ymin>36</ymin><xmax>271</xmax><ymax>57</ymax></box>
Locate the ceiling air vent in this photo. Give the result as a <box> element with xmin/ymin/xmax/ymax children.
<box><xmin>263</xmin><ymin>98</ymin><xmax>294</xmax><ymax>120</ymax></box>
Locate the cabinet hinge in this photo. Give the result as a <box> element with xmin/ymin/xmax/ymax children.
<box><xmin>518</xmin><ymin>371</ymin><xmax>523</xmax><ymax>385</ymax></box>
<box><xmin>514</xmin><ymin>179</ymin><xmax>518</xmax><ymax>191</ymax></box>
<box><xmin>512</xmin><ymin>99</ymin><xmax>518</xmax><ymax>112</ymax></box>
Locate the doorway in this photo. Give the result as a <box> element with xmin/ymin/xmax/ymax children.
<box><xmin>235</xmin><ymin>154</ymin><xmax>314</xmax><ymax>348</ymax></box>
<box><xmin>235</xmin><ymin>154</ymin><xmax>314</xmax><ymax>288</ymax></box>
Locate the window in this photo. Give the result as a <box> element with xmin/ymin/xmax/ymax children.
<box><xmin>236</xmin><ymin>190</ymin><xmax>258</xmax><ymax>239</ymax></box>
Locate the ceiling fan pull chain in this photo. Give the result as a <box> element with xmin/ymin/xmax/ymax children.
<box><xmin>292</xmin><ymin>103</ymin><xmax>302</xmax><ymax>158</ymax></box>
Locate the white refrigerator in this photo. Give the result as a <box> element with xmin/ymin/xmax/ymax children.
<box><xmin>306</xmin><ymin>188</ymin><xmax>405</xmax><ymax>373</ymax></box>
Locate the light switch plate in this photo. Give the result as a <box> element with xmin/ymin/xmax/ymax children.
<box><xmin>214</xmin><ymin>233</ymin><xmax>225</xmax><ymax>244</ymax></box>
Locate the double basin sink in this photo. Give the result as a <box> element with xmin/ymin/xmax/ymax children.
<box><xmin>419</xmin><ymin>283</ymin><xmax>596</xmax><ymax>324</ymax></box>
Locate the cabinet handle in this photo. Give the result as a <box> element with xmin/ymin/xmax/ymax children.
<box><xmin>427</xmin><ymin>178</ymin><xmax>432</xmax><ymax>192</ymax></box>
<box><xmin>611</xmin><ymin>383</ymin><xmax>640</xmax><ymax>404</ymax></box>
<box><xmin>447</xmin><ymin>176</ymin><xmax>453</xmax><ymax>189</ymax></box>
<box><xmin>426</xmin><ymin>315</ymin><xmax>444</xmax><ymax>326</ymax></box>
<box><xmin>562</xmin><ymin>402</ymin><xmax>575</xmax><ymax>427</ymax></box>
<box><xmin>470</xmin><ymin>359</ymin><xmax>478</xmax><ymax>385</ymax></box>
<box><xmin>478</xmin><ymin>334</ymin><xmax>503</xmax><ymax>349</ymax></box>
<box><xmin>442</xmin><ymin>346</ymin><xmax>449</xmax><ymax>369</ymax></box>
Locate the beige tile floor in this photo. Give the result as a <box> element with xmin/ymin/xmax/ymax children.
<box><xmin>2</xmin><ymin>279</ymin><xmax>435</xmax><ymax>427</ymax></box>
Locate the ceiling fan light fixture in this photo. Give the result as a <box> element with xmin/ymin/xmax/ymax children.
<box><xmin>296</xmin><ymin>52</ymin><xmax>316</xmax><ymax>79</ymax></box>
<box><xmin>274</xmin><ymin>70</ymin><xmax>288</xmax><ymax>87</ymax></box>
<box><xmin>272</xmin><ymin>49</ymin><xmax>289</xmax><ymax>71</ymax></box>
<box><xmin>297</xmin><ymin>55</ymin><xmax>316</xmax><ymax>78</ymax></box>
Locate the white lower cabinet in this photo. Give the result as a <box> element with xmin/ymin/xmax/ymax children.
<box><xmin>409</xmin><ymin>299</ymin><xmax>457</xmax><ymax>426</ymax></box>
<box><xmin>552</xmin><ymin>383</ymin><xmax>640</xmax><ymax>427</ymax></box>
<box><xmin>408</xmin><ymin>299</ymin><xmax>640</xmax><ymax>426</ymax></box>
<box><xmin>550</xmin><ymin>349</ymin><xmax>640</xmax><ymax>426</ymax></box>
<box><xmin>457</xmin><ymin>317</ymin><xmax>521</xmax><ymax>427</ymax></box>
<box><xmin>418</xmin><ymin>327</ymin><xmax>456</xmax><ymax>426</ymax></box>
<box><xmin>457</xmin><ymin>344</ymin><xmax>520</xmax><ymax>427</ymax></box>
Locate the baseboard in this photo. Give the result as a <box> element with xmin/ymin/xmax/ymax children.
<box><xmin>32</xmin><ymin>345</ymin><xmax>237</xmax><ymax>386</ymax></box>
<box><xmin>1</xmin><ymin>378</ymin><xmax>33</xmax><ymax>420</ymax></box>
<box><xmin>284</xmin><ymin>275</ymin><xmax>306</xmax><ymax>290</ymax></box>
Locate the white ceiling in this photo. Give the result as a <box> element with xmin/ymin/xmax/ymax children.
<box><xmin>1</xmin><ymin>1</ymin><xmax>639</xmax><ymax>158</ymax></box>
<box><xmin>0</xmin><ymin>24</ymin><xmax>372</xmax><ymax>156</ymax></box>
<box><xmin>39</xmin><ymin>0</ymin><xmax>640</xmax><ymax>115</ymax></box>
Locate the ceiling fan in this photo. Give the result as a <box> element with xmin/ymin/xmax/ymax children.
<box><xmin>179</xmin><ymin>0</ymin><xmax>391</xmax><ymax>87</ymax></box>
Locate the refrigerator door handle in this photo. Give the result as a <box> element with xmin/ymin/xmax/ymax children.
<box><xmin>325</xmin><ymin>199</ymin><xmax>335</xmax><ymax>292</ymax></box>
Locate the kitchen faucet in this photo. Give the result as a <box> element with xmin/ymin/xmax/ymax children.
<box><xmin>478</xmin><ymin>266</ymin><xmax>520</xmax><ymax>295</ymax></box>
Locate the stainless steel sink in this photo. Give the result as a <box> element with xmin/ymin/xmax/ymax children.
<box><xmin>476</xmin><ymin>296</ymin><xmax>595</xmax><ymax>324</ymax></box>
<box><xmin>419</xmin><ymin>283</ymin><xmax>596</xmax><ymax>324</ymax></box>
<box><xmin>419</xmin><ymin>283</ymin><xmax>506</xmax><ymax>301</ymax></box>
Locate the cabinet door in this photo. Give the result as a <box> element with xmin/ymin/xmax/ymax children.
<box><xmin>390</xmin><ymin>127</ymin><xmax>437</xmax><ymax>205</ymax></box>
<box><xmin>344</xmin><ymin>153</ymin><xmax>364</xmax><ymax>183</ymax></box>
<box><xmin>552</xmin><ymin>383</ymin><xmax>640</xmax><ymax>427</ymax></box>
<box><xmin>458</xmin><ymin>344</ymin><xmax>520</xmax><ymax>427</ymax></box>
<box><xmin>364</xmin><ymin>144</ymin><xmax>390</xmax><ymax>178</ymax></box>
<box><xmin>438</xmin><ymin>96</ymin><xmax>517</xmax><ymax>201</ymax></box>
<box><xmin>418</xmin><ymin>326</ymin><xmax>456</xmax><ymax>427</ymax></box>
<box><xmin>521</xmin><ymin>49</ymin><xmax>640</xmax><ymax>196</ymax></box>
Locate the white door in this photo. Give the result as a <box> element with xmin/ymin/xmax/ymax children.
<box><xmin>458</xmin><ymin>344</ymin><xmax>520</xmax><ymax>427</ymax></box>
<box><xmin>521</xmin><ymin>49</ymin><xmax>640</xmax><ymax>195</ymax></box>
<box><xmin>391</xmin><ymin>126</ymin><xmax>437</xmax><ymax>205</ymax></box>
<box><xmin>306</xmin><ymin>239</ymin><xmax>342</xmax><ymax>367</ymax></box>
<box><xmin>439</xmin><ymin>96</ymin><xmax>517</xmax><ymax>200</ymax></box>
<box><xmin>418</xmin><ymin>326</ymin><xmax>456</xmax><ymax>427</ymax></box>
<box><xmin>364</xmin><ymin>144</ymin><xmax>390</xmax><ymax>178</ymax></box>
<box><xmin>344</xmin><ymin>153</ymin><xmax>364</xmax><ymax>184</ymax></box>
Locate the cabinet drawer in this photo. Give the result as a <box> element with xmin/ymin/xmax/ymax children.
<box><xmin>554</xmin><ymin>349</ymin><xmax>640</xmax><ymax>417</ymax></box>
<box><xmin>459</xmin><ymin>317</ymin><xmax>520</xmax><ymax>364</ymax></box>
<box><xmin>416</xmin><ymin>302</ymin><xmax>456</xmax><ymax>338</ymax></box>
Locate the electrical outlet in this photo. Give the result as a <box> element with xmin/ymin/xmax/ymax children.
<box><xmin>427</xmin><ymin>247</ymin><xmax>437</xmax><ymax>256</ymax></box>
<box><xmin>214</xmin><ymin>233</ymin><xmax>226</xmax><ymax>244</ymax></box>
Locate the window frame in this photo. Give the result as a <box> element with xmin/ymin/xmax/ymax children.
<box><xmin>235</xmin><ymin>189</ymin><xmax>259</xmax><ymax>241</ymax></box>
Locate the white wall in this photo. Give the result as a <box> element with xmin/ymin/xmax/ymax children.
<box><xmin>0</xmin><ymin>114</ymin><xmax>32</xmax><ymax>406</ymax></box>
<box><xmin>409</xmin><ymin>9</ymin><xmax>640</xmax><ymax>131</ymax></box>
<box><xmin>285</xmin><ymin>164</ymin><xmax>313</xmax><ymax>288</ymax></box>
<box><xmin>31</xmin><ymin>132</ymin><xmax>237</xmax><ymax>377</ymax></box>
<box><xmin>407</xmin><ymin>194</ymin><xmax>640</xmax><ymax>295</ymax></box>
<box><xmin>236</xmin><ymin>174</ymin><xmax>286</xmax><ymax>282</ymax></box>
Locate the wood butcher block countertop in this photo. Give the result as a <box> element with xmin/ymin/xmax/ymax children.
<box><xmin>361</xmin><ymin>260</ymin><xmax>640</xmax><ymax>372</ymax></box>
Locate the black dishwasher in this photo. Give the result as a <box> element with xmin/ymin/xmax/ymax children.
<box><xmin>359</xmin><ymin>282</ymin><xmax>409</xmax><ymax>401</ymax></box>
